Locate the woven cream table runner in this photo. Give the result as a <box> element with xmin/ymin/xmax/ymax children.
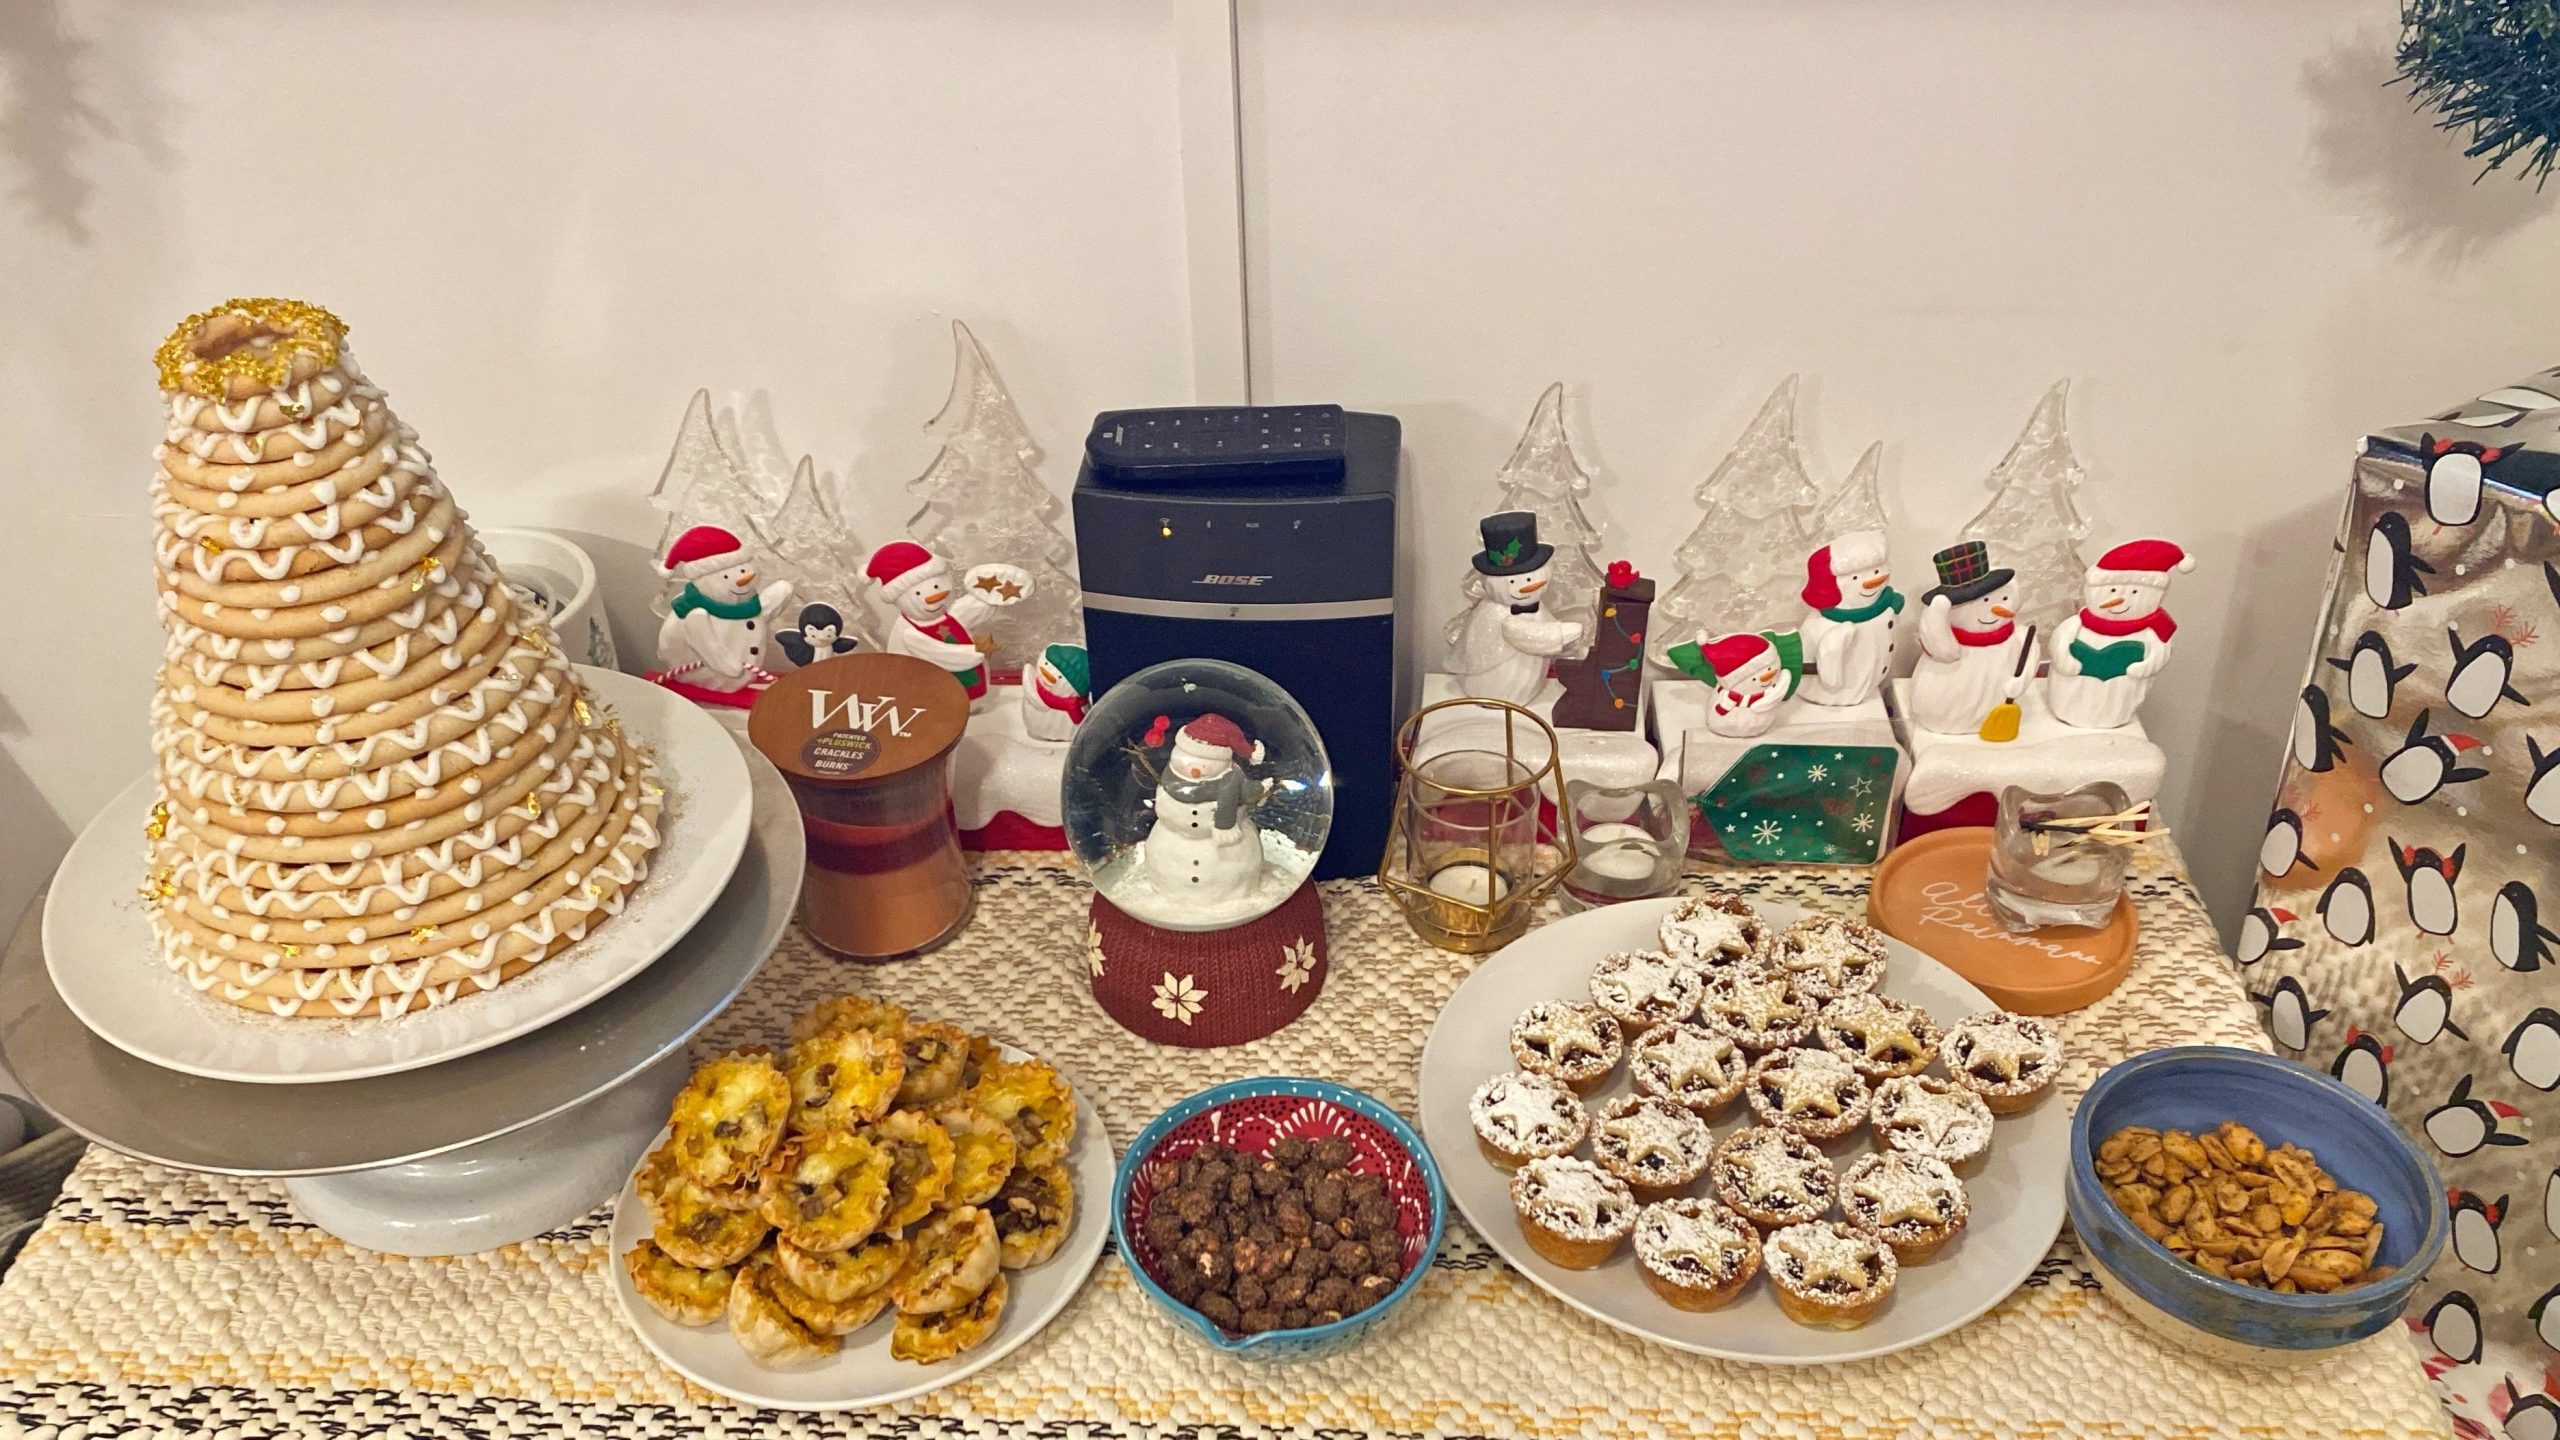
<box><xmin>0</xmin><ymin>847</ymin><xmax>2451</xmax><ymax>1438</ymax></box>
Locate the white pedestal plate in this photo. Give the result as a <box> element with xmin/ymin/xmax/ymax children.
<box><xmin>0</xmin><ymin>751</ymin><xmax>803</xmax><ymax>1255</ymax></box>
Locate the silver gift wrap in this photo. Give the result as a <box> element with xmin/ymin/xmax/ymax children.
<box><xmin>2253</xmin><ymin>367</ymin><xmax>2560</xmax><ymax>1412</ymax></box>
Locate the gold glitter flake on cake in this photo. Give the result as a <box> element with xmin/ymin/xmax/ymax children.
<box><xmin>145</xmin><ymin>801</ymin><xmax>170</xmax><ymax>841</ymax></box>
<box><xmin>521</xmin><ymin>795</ymin><xmax>543</xmax><ymax>819</ymax></box>
<box><xmin>155</xmin><ymin>298</ymin><xmax>346</xmax><ymax>398</ymax></box>
<box><xmin>280</xmin><ymin>944</ymin><xmax>300</xmax><ymax>960</ymax></box>
<box><xmin>409</xmin><ymin>925</ymin><xmax>438</xmax><ymax>944</ymax></box>
<box><xmin>196</xmin><ymin>536</ymin><xmax>223</xmax><ymax>557</ymax></box>
<box><xmin>137</xmin><ymin>869</ymin><xmax>176</xmax><ymax>902</ymax></box>
<box><xmin>412</xmin><ymin>556</ymin><xmax>442</xmax><ymax>593</ymax></box>
<box><xmin>574</xmin><ymin>698</ymin><xmax>595</xmax><ymax>727</ymax></box>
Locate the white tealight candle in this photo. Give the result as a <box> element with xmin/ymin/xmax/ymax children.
<box><xmin>1576</xmin><ymin>823</ymin><xmax>1662</xmax><ymax>882</ymax></box>
<box><xmin>1427</xmin><ymin>862</ymin><xmax>1511</xmax><ymax>905</ymax></box>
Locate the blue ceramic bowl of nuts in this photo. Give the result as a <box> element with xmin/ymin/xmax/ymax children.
<box><xmin>1111</xmin><ymin>1077</ymin><xmax>1447</xmax><ymax>1363</ymax></box>
<box><xmin>2068</xmin><ymin>1046</ymin><xmax>2445</xmax><ymax>1363</ymax></box>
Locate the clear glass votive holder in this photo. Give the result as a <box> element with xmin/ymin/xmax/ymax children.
<box><xmin>1986</xmin><ymin>781</ymin><xmax>2134</xmax><ymax>932</ymax></box>
<box><xmin>1559</xmin><ymin>778</ymin><xmax>1690</xmax><ymax>912</ymax></box>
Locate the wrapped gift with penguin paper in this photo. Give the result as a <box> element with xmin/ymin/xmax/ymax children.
<box><xmin>2247</xmin><ymin>368</ymin><xmax>2560</xmax><ymax>1431</ymax></box>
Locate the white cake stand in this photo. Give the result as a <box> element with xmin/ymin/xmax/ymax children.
<box><xmin>0</xmin><ymin>751</ymin><xmax>804</xmax><ymax>1256</ymax></box>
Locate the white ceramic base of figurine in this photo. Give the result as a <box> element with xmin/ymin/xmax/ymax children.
<box><xmin>1651</xmin><ymin>681</ymin><xmax>1907</xmax><ymax>864</ymax></box>
<box><xmin>283</xmin><ymin>1051</ymin><xmax>689</xmax><ymax>1256</ymax></box>
<box><xmin>1416</xmin><ymin>674</ymin><xmax>1658</xmax><ymax>802</ymax></box>
<box><xmin>952</xmin><ymin>690</ymin><xmax>1070</xmax><ymax>831</ymax></box>
<box><xmin>1888</xmin><ymin>676</ymin><xmax>2164</xmax><ymax>821</ymax></box>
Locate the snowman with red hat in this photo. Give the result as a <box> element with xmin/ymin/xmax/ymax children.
<box><xmin>1139</xmin><ymin>712</ymin><xmax>1271</xmax><ymax>911</ymax></box>
<box><xmin>2048</xmin><ymin>539</ymin><xmax>2194</xmax><ymax>730</ymax></box>
<box><xmin>652</xmin><ymin>524</ymin><xmax>797</xmax><ymax>699</ymax></box>
<box><xmin>1665</xmin><ymin>630</ymin><xmax>1805</xmax><ymax>739</ymax></box>
<box><xmin>865</xmin><ymin>541</ymin><xmax>1033</xmax><ymax>704</ymax></box>
<box><xmin>1796</xmin><ymin>529</ymin><xmax>1902</xmax><ymax>708</ymax></box>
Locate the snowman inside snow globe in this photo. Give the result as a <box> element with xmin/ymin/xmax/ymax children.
<box><xmin>1063</xmin><ymin>658</ymin><xmax>1332</xmax><ymax>1047</ymax></box>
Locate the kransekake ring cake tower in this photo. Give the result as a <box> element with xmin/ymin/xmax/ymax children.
<box><xmin>143</xmin><ymin>298</ymin><xmax>664</xmax><ymax>1019</ymax></box>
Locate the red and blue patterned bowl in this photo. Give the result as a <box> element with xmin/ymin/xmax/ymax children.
<box><xmin>1112</xmin><ymin>1077</ymin><xmax>1447</xmax><ymax>1362</ymax></box>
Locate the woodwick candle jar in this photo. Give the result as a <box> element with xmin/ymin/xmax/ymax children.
<box><xmin>748</xmin><ymin>653</ymin><xmax>974</xmax><ymax>960</ymax></box>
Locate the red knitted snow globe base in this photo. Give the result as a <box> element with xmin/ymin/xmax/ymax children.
<box><xmin>1088</xmin><ymin>881</ymin><xmax>1327</xmax><ymax>1049</ymax></box>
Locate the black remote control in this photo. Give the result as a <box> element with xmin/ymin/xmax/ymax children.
<box><xmin>1083</xmin><ymin>405</ymin><xmax>1348</xmax><ymax>485</ymax></box>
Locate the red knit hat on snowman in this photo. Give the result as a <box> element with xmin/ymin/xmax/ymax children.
<box><xmin>1801</xmin><ymin>529</ymin><xmax>1892</xmax><ymax>611</ymax></box>
<box><xmin>865</xmin><ymin>540</ymin><xmax>947</xmax><ymax>593</ymax></box>
<box><xmin>2079</xmin><ymin>539</ymin><xmax>2193</xmax><ymax>638</ymax></box>
<box><xmin>661</xmin><ymin>524</ymin><xmax>752</xmax><ymax>581</ymax></box>
<box><xmin>1169</xmin><ymin>713</ymin><xmax>1265</xmax><ymax>769</ymax></box>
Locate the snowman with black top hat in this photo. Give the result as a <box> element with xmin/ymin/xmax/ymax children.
<box><xmin>1450</xmin><ymin>511</ymin><xmax>1586</xmax><ymax>706</ymax></box>
<box><xmin>1911</xmin><ymin>540</ymin><xmax>2029</xmax><ymax>735</ymax></box>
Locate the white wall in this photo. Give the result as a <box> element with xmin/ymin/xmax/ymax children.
<box><xmin>1235</xmin><ymin>0</ymin><xmax>2560</xmax><ymax>929</ymax></box>
<box><xmin>0</xmin><ymin>0</ymin><xmax>1219</xmax><ymax>929</ymax></box>
<box><xmin>5</xmin><ymin>0</ymin><xmax>2554</xmax><ymax>941</ymax></box>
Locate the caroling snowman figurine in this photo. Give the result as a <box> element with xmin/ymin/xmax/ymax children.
<box><xmin>1062</xmin><ymin>659</ymin><xmax>1334</xmax><ymax>1049</ymax></box>
<box><xmin>865</xmin><ymin>540</ymin><xmax>1034</xmax><ymax>704</ymax></box>
<box><xmin>2047</xmin><ymin>539</ymin><xmax>2193</xmax><ymax>730</ymax></box>
<box><xmin>649</xmin><ymin>523</ymin><xmax>796</xmax><ymax>707</ymax></box>
<box><xmin>1911</xmin><ymin>540</ymin><xmax>2029</xmax><ymax>735</ymax></box>
<box><xmin>1797</xmin><ymin>530</ymin><xmax>1901</xmax><ymax>708</ymax></box>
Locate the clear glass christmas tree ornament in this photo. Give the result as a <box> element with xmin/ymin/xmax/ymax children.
<box><xmin>1062</xmin><ymin>659</ymin><xmax>1332</xmax><ymax>932</ymax></box>
<box><xmin>1446</xmin><ymin>383</ymin><xmax>1608</xmax><ymax>660</ymax></box>
<box><xmin>1961</xmin><ymin>381</ymin><xmax>2094</xmax><ymax>637</ymax></box>
<box><xmin>1812</xmin><ymin>439</ymin><xmax>1890</xmax><ymax>538</ymax></box>
<box><xmin>904</xmin><ymin>321</ymin><xmax>1082</xmax><ymax>670</ymax></box>
<box><xmin>745</xmin><ymin>454</ymin><xmax>879</xmax><ymax>656</ymax></box>
<box><xmin>1650</xmin><ymin>376</ymin><xmax>1823</xmax><ymax>663</ymax></box>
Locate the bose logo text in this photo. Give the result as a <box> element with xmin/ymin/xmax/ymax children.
<box><xmin>1194</xmin><ymin>574</ymin><xmax>1273</xmax><ymax>586</ymax></box>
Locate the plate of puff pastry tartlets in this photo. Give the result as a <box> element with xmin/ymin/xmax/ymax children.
<box><xmin>609</xmin><ymin>992</ymin><xmax>1111</xmax><ymax>1410</ymax></box>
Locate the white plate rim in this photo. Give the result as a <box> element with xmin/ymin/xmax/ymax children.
<box><xmin>1416</xmin><ymin>896</ymin><xmax>2069</xmax><ymax>1366</ymax></box>
<box><xmin>43</xmin><ymin>667</ymin><xmax>751</xmax><ymax>1084</ymax></box>
<box><xmin>606</xmin><ymin>1051</ymin><xmax>1115</xmax><ymax>1412</ymax></box>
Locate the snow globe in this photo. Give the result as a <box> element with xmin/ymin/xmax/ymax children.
<box><xmin>1064</xmin><ymin>658</ymin><xmax>1333</xmax><ymax>1047</ymax></box>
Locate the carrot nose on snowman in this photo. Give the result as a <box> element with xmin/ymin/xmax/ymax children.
<box><xmin>1990</xmin><ymin>604</ymin><xmax>2015</xmax><ymax>619</ymax></box>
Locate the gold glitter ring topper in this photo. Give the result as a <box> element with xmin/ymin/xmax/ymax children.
<box><xmin>155</xmin><ymin>298</ymin><xmax>346</xmax><ymax>401</ymax></box>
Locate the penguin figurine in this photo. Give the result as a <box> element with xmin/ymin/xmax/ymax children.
<box><xmin>2380</xmin><ymin>709</ymin><xmax>2488</xmax><ymax>804</ymax></box>
<box><xmin>2393</xmin><ymin>839</ymin><xmax>2466</xmax><ymax>937</ymax></box>
<box><xmin>2529</xmin><ymin>735</ymin><xmax>2560</xmax><ymax>826</ymax></box>
<box><xmin>2290</xmin><ymin>684</ymin><xmax>2353</xmax><ymax>773</ymax></box>
<box><xmin>2365</xmin><ymin>511</ymin><xmax>2434</xmax><ymax>611</ymax></box>
<box><xmin>2423</xmin><ymin>1073</ymin><xmax>2528</xmax><ymax>1157</ymax></box>
<box><xmin>2259</xmin><ymin>808</ymin><xmax>2313</xmax><ymax>879</ymax></box>
<box><xmin>2446</xmin><ymin>627</ymin><xmax>2529</xmax><ymax>719</ymax></box>
<box><xmin>2318</xmin><ymin>867</ymin><xmax>2376</xmax><ymax>947</ymax></box>
<box><xmin>2423</xmin><ymin>1290</ymin><xmax>2484</xmax><ymax>1364</ymax></box>
<box><xmin>773</xmin><ymin>602</ymin><xmax>862</xmax><ymax>670</ymax></box>
<box><xmin>2234</xmin><ymin>907</ymin><xmax>2300</xmax><ymax>966</ymax></box>
<box><xmin>2327</xmin><ymin>631</ymin><xmax>2415</xmax><ymax>720</ymax></box>
<box><xmin>2393</xmin><ymin>959</ymin><xmax>2469</xmax><ymax>1044</ymax></box>
<box><xmin>2500</xmin><ymin>1384</ymin><xmax>2560</xmax><ymax>1440</ymax></box>
<box><xmin>2449</xmin><ymin>1189</ymin><xmax>2507</xmax><ymax>1273</ymax></box>
<box><xmin>2505</xmin><ymin>1007</ymin><xmax>2560</xmax><ymax>1091</ymax></box>
<box><xmin>2331</xmin><ymin>1027</ymin><xmax>2392</xmax><ymax>1104</ymax></box>
<box><xmin>2421</xmin><ymin>434</ymin><xmax>2507</xmax><ymax>526</ymax></box>
<box><xmin>2494</xmin><ymin>880</ymin><xmax>2559</xmax><ymax>972</ymax></box>
<box><xmin>2255</xmin><ymin>975</ymin><xmax>2328</xmax><ymax>1052</ymax></box>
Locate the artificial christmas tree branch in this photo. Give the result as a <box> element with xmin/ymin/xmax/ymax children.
<box><xmin>2397</xmin><ymin>0</ymin><xmax>2560</xmax><ymax>186</ymax></box>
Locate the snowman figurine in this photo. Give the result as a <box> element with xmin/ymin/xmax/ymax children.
<box><xmin>653</xmin><ymin>524</ymin><xmax>796</xmax><ymax>698</ymax></box>
<box><xmin>1666</xmin><ymin>631</ymin><xmax>1804</xmax><ymax>738</ymax></box>
<box><xmin>1020</xmin><ymin>642</ymin><xmax>1091</xmax><ymax>743</ymax></box>
<box><xmin>1796</xmin><ymin>529</ymin><xmax>1902</xmax><ymax>708</ymax></box>
<box><xmin>865</xmin><ymin>541</ymin><xmax>1034</xmax><ymax>704</ymax></box>
<box><xmin>1450</xmin><ymin>511</ymin><xmax>1586</xmax><ymax>706</ymax></box>
<box><xmin>1910</xmin><ymin>541</ymin><xmax>2028</xmax><ymax>735</ymax></box>
<box><xmin>1141</xmin><ymin>714</ymin><xmax>1269</xmax><ymax>910</ymax></box>
<box><xmin>2047</xmin><ymin>539</ymin><xmax>2193</xmax><ymax>731</ymax></box>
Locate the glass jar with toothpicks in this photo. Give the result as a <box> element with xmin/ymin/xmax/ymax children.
<box><xmin>1986</xmin><ymin>782</ymin><xmax>2162</xmax><ymax>932</ymax></box>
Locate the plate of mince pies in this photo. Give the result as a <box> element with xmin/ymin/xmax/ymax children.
<box><xmin>1419</xmin><ymin>894</ymin><xmax>2071</xmax><ymax>1364</ymax></box>
<box><xmin>607</xmin><ymin>994</ymin><xmax>1113</xmax><ymax>1410</ymax></box>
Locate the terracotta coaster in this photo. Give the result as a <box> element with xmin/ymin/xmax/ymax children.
<box><xmin>1866</xmin><ymin>827</ymin><xmax>2135</xmax><ymax>1015</ymax></box>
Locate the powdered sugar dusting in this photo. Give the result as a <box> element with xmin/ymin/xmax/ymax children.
<box><xmin>1513</xmin><ymin>1156</ymin><xmax>1634</xmax><ymax>1240</ymax></box>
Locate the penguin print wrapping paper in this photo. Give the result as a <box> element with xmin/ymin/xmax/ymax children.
<box><xmin>2255</xmin><ymin>366</ymin><xmax>2560</xmax><ymax>1432</ymax></box>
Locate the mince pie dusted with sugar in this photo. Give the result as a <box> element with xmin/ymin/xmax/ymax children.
<box><xmin>1591</xmin><ymin>1094</ymin><xmax>1715</xmax><ymax>1202</ymax></box>
<box><xmin>1628</xmin><ymin>1022</ymin><xmax>1750</xmax><ymax>1119</ymax></box>
<box><xmin>1711</xmin><ymin>1125</ymin><xmax>1836</xmax><ymax>1230</ymax></box>
<box><xmin>1764</xmin><ymin>1220</ymin><xmax>1897</xmax><ymax>1329</ymax></box>
<box><xmin>1511</xmin><ymin>1156</ymin><xmax>1637</xmax><ymax>1270</ymax></box>
<box><xmin>1870</xmin><ymin>1075</ymin><xmax>1995</xmax><ymax>1173</ymax></box>
<box><xmin>1765</xmin><ymin>914</ymin><xmax>1889</xmax><ymax>1001</ymax></box>
<box><xmin>1841</xmin><ymin>1152</ymin><xmax>1969</xmax><ymax>1263</ymax></box>
<box><xmin>1815</xmin><ymin>992</ymin><xmax>1942</xmax><ymax>1081</ymax></box>
<box><xmin>1697</xmin><ymin>968</ymin><xmax>1812</xmax><ymax>1053</ymax></box>
<box><xmin>1470</xmin><ymin>1071</ymin><xmax>1591</xmax><ymax>1168</ymax></box>
<box><xmin>1634</xmin><ymin>1197</ymin><xmax>1762</xmax><ymax>1312</ymax></box>
<box><xmin>1939</xmin><ymin>1010</ymin><xmax>2063</xmax><ymax>1114</ymax></box>
<box><xmin>1509</xmin><ymin>1000</ymin><xmax>1625</xmax><ymax>1093</ymax></box>
<box><xmin>1744</xmin><ymin>1047</ymin><xmax>1872</xmax><ymax>1143</ymax></box>
<box><xmin>1657</xmin><ymin>894</ymin><xmax>1769</xmax><ymax>972</ymax></box>
<box><xmin>1587</xmin><ymin>948</ymin><xmax>1705</xmax><ymax>1033</ymax></box>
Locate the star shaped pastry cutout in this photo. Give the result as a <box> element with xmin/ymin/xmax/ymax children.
<box><xmin>1768</xmin><ymin>1054</ymin><xmax>1857</xmax><ymax>1117</ymax></box>
<box><xmin>1855</xmin><ymin>1159</ymin><xmax>1955</xmax><ymax>1227</ymax></box>
<box><xmin>1960</xmin><ymin>1018</ymin><xmax>2053</xmax><ymax>1082</ymax></box>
